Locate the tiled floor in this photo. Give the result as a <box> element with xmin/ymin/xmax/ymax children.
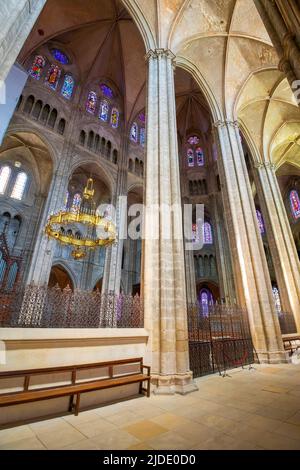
<box><xmin>1</xmin><ymin>363</ymin><xmax>300</xmax><ymax>450</ymax></box>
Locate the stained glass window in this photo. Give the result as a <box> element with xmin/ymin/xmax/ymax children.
<box><xmin>203</xmin><ymin>222</ymin><xmax>213</xmax><ymax>245</ymax></box>
<box><xmin>290</xmin><ymin>190</ymin><xmax>300</xmax><ymax>220</ymax></box>
<box><xmin>139</xmin><ymin>112</ymin><xmax>146</xmax><ymax>124</ymax></box>
<box><xmin>187</xmin><ymin>149</ymin><xmax>194</xmax><ymax>167</ymax></box>
<box><xmin>71</xmin><ymin>193</ymin><xmax>82</xmax><ymax>213</ymax></box>
<box><xmin>0</xmin><ymin>166</ymin><xmax>11</xmax><ymax>194</ymax></box>
<box><xmin>86</xmin><ymin>91</ymin><xmax>97</xmax><ymax>114</ymax></box>
<box><xmin>11</xmin><ymin>172</ymin><xmax>27</xmax><ymax>200</ymax></box>
<box><xmin>29</xmin><ymin>55</ymin><xmax>46</xmax><ymax>80</ymax></box>
<box><xmin>130</xmin><ymin>123</ymin><xmax>138</xmax><ymax>143</ymax></box>
<box><xmin>196</xmin><ymin>147</ymin><xmax>204</xmax><ymax>166</ymax></box>
<box><xmin>199</xmin><ymin>289</ymin><xmax>213</xmax><ymax>316</ymax></box>
<box><xmin>99</xmin><ymin>100</ymin><xmax>109</xmax><ymax>121</ymax></box>
<box><xmin>256</xmin><ymin>209</ymin><xmax>265</xmax><ymax>234</ymax></box>
<box><xmin>100</xmin><ymin>84</ymin><xmax>113</xmax><ymax>99</ymax></box>
<box><xmin>110</xmin><ymin>107</ymin><xmax>119</xmax><ymax>128</ymax></box>
<box><xmin>51</xmin><ymin>49</ymin><xmax>69</xmax><ymax>65</ymax></box>
<box><xmin>61</xmin><ymin>74</ymin><xmax>74</xmax><ymax>99</ymax></box>
<box><xmin>45</xmin><ymin>64</ymin><xmax>61</xmax><ymax>90</ymax></box>
<box><xmin>188</xmin><ymin>136</ymin><xmax>200</xmax><ymax>145</ymax></box>
<box><xmin>140</xmin><ymin>128</ymin><xmax>145</xmax><ymax>147</ymax></box>
<box><xmin>272</xmin><ymin>286</ymin><xmax>282</xmax><ymax>313</ymax></box>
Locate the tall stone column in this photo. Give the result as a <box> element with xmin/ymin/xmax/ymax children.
<box><xmin>254</xmin><ymin>162</ymin><xmax>300</xmax><ymax>332</ymax></box>
<box><xmin>25</xmin><ymin>154</ymin><xmax>71</xmax><ymax>285</ymax></box>
<box><xmin>212</xmin><ymin>195</ymin><xmax>236</xmax><ymax>304</ymax></box>
<box><xmin>143</xmin><ymin>49</ymin><xmax>197</xmax><ymax>394</ymax></box>
<box><xmin>0</xmin><ymin>0</ymin><xmax>46</xmax><ymax>82</ymax></box>
<box><xmin>215</xmin><ymin>120</ymin><xmax>287</xmax><ymax>363</ymax></box>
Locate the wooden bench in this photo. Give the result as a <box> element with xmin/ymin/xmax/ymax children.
<box><xmin>0</xmin><ymin>358</ymin><xmax>151</xmax><ymax>417</ymax></box>
<box><xmin>283</xmin><ymin>336</ymin><xmax>300</xmax><ymax>356</ymax></box>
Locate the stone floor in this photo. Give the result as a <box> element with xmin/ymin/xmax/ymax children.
<box><xmin>1</xmin><ymin>364</ymin><xmax>300</xmax><ymax>450</ymax></box>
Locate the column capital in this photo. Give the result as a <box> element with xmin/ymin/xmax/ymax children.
<box><xmin>254</xmin><ymin>161</ymin><xmax>277</xmax><ymax>171</ymax></box>
<box><xmin>213</xmin><ymin>119</ymin><xmax>239</xmax><ymax>129</ymax></box>
<box><xmin>145</xmin><ymin>48</ymin><xmax>176</xmax><ymax>63</ymax></box>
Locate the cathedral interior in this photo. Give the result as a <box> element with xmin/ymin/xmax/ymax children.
<box><xmin>0</xmin><ymin>0</ymin><xmax>300</xmax><ymax>452</ymax></box>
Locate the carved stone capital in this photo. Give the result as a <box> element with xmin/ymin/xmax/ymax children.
<box><xmin>145</xmin><ymin>48</ymin><xmax>176</xmax><ymax>63</ymax></box>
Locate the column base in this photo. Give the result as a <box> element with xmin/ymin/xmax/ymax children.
<box><xmin>256</xmin><ymin>350</ymin><xmax>290</xmax><ymax>364</ymax></box>
<box><xmin>151</xmin><ymin>371</ymin><xmax>198</xmax><ymax>395</ymax></box>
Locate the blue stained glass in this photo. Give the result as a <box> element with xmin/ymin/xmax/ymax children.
<box><xmin>130</xmin><ymin>123</ymin><xmax>138</xmax><ymax>143</ymax></box>
<box><xmin>51</xmin><ymin>49</ymin><xmax>69</xmax><ymax>65</ymax></box>
<box><xmin>290</xmin><ymin>190</ymin><xmax>300</xmax><ymax>219</ymax></box>
<box><xmin>196</xmin><ymin>147</ymin><xmax>204</xmax><ymax>166</ymax></box>
<box><xmin>140</xmin><ymin>128</ymin><xmax>145</xmax><ymax>146</ymax></box>
<box><xmin>71</xmin><ymin>193</ymin><xmax>82</xmax><ymax>213</ymax></box>
<box><xmin>203</xmin><ymin>222</ymin><xmax>213</xmax><ymax>244</ymax></box>
<box><xmin>86</xmin><ymin>91</ymin><xmax>97</xmax><ymax>114</ymax></box>
<box><xmin>187</xmin><ymin>149</ymin><xmax>194</xmax><ymax>167</ymax></box>
<box><xmin>100</xmin><ymin>84</ymin><xmax>113</xmax><ymax>99</ymax></box>
<box><xmin>256</xmin><ymin>210</ymin><xmax>265</xmax><ymax>234</ymax></box>
<box><xmin>99</xmin><ymin>100</ymin><xmax>109</xmax><ymax>121</ymax></box>
<box><xmin>61</xmin><ymin>74</ymin><xmax>74</xmax><ymax>99</ymax></box>
<box><xmin>139</xmin><ymin>112</ymin><xmax>146</xmax><ymax>124</ymax></box>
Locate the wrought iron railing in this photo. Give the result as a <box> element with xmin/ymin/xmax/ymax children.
<box><xmin>0</xmin><ymin>284</ymin><xmax>144</xmax><ymax>328</ymax></box>
<box><xmin>187</xmin><ymin>302</ymin><xmax>255</xmax><ymax>378</ymax></box>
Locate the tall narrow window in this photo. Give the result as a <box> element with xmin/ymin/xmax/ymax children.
<box><xmin>29</xmin><ymin>55</ymin><xmax>46</xmax><ymax>80</ymax></box>
<box><xmin>63</xmin><ymin>191</ymin><xmax>69</xmax><ymax>210</ymax></box>
<box><xmin>140</xmin><ymin>128</ymin><xmax>145</xmax><ymax>147</ymax></box>
<box><xmin>61</xmin><ymin>74</ymin><xmax>74</xmax><ymax>99</ymax></box>
<box><xmin>187</xmin><ymin>149</ymin><xmax>194</xmax><ymax>167</ymax></box>
<box><xmin>99</xmin><ymin>100</ymin><xmax>109</xmax><ymax>122</ymax></box>
<box><xmin>290</xmin><ymin>190</ymin><xmax>300</xmax><ymax>220</ymax></box>
<box><xmin>111</xmin><ymin>107</ymin><xmax>119</xmax><ymax>128</ymax></box>
<box><xmin>196</xmin><ymin>147</ymin><xmax>204</xmax><ymax>166</ymax></box>
<box><xmin>45</xmin><ymin>64</ymin><xmax>61</xmax><ymax>90</ymax></box>
<box><xmin>199</xmin><ymin>289</ymin><xmax>213</xmax><ymax>316</ymax></box>
<box><xmin>0</xmin><ymin>166</ymin><xmax>11</xmax><ymax>194</ymax></box>
<box><xmin>130</xmin><ymin>123</ymin><xmax>138</xmax><ymax>143</ymax></box>
<box><xmin>272</xmin><ymin>286</ymin><xmax>282</xmax><ymax>313</ymax></box>
<box><xmin>256</xmin><ymin>209</ymin><xmax>265</xmax><ymax>234</ymax></box>
<box><xmin>203</xmin><ymin>222</ymin><xmax>213</xmax><ymax>245</ymax></box>
<box><xmin>71</xmin><ymin>193</ymin><xmax>82</xmax><ymax>213</ymax></box>
<box><xmin>11</xmin><ymin>172</ymin><xmax>27</xmax><ymax>200</ymax></box>
<box><xmin>86</xmin><ymin>92</ymin><xmax>97</xmax><ymax>114</ymax></box>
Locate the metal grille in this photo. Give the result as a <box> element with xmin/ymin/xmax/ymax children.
<box><xmin>0</xmin><ymin>284</ymin><xmax>144</xmax><ymax>328</ymax></box>
<box><xmin>188</xmin><ymin>303</ymin><xmax>255</xmax><ymax>378</ymax></box>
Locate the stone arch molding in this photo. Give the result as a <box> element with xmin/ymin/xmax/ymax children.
<box><xmin>69</xmin><ymin>157</ymin><xmax>116</xmax><ymax>197</ymax></box>
<box><xmin>51</xmin><ymin>261</ymin><xmax>77</xmax><ymax>289</ymax></box>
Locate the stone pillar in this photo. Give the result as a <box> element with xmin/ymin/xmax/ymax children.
<box><xmin>0</xmin><ymin>0</ymin><xmax>46</xmax><ymax>82</ymax></box>
<box><xmin>143</xmin><ymin>49</ymin><xmax>197</xmax><ymax>394</ymax></box>
<box><xmin>212</xmin><ymin>195</ymin><xmax>236</xmax><ymax>304</ymax></box>
<box><xmin>254</xmin><ymin>0</ymin><xmax>300</xmax><ymax>85</ymax></box>
<box><xmin>254</xmin><ymin>162</ymin><xmax>300</xmax><ymax>332</ymax></box>
<box><xmin>102</xmin><ymin>165</ymin><xmax>127</xmax><ymax>295</ymax></box>
<box><xmin>215</xmin><ymin>119</ymin><xmax>287</xmax><ymax>363</ymax></box>
<box><xmin>26</xmin><ymin>155</ymin><xmax>71</xmax><ymax>285</ymax></box>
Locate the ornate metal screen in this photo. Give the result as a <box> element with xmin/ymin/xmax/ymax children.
<box><xmin>188</xmin><ymin>303</ymin><xmax>256</xmax><ymax>378</ymax></box>
<box><xmin>0</xmin><ymin>284</ymin><xmax>143</xmax><ymax>328</ymax></box>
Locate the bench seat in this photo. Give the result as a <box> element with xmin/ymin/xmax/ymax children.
<box><xmin>0</xmin><ymin>358</ymin><xmax>151</xmax><ymax>419</ymax></box>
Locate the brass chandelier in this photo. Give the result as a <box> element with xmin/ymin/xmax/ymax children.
<box><xmin>45</xmin><ymin>178</ymin><xmax>117</xmax><ymax>260</ymax></box>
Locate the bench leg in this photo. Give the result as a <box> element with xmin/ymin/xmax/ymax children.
<box><xmin>68</xmin><ymin>395</ymin><xmax>74</xmax><ymax>412</ymax></box>
<box><xmin>147</xmin><ymin>378</ymin><xmax>150</xmax><ymax>397</ymax></box>
<box><xmin>139</xmin><ymin>381</ymin><xmax>143</xmax><ymax>395</ymax></box>
<box><xmin>75</xmin><ymin>393</ymin><xmax>81</xmax><ymax>416</ymax></box>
